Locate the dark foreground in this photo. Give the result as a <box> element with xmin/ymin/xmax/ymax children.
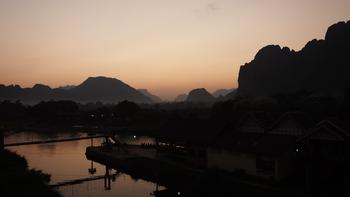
<box><xmin>0</xmin><ymin>149</ymin><xmax>61</xmax><ymax>197</ymax></box>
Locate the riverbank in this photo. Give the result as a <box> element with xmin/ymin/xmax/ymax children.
<box><xmin>86</xmin><ymin>146</ymin><xmax>198</xmax><ymax>191</ymax></box>
<box><xmin>0</xmin><ymin>149</ymin><xmax>61</xmax><ymax>197</ymax></box>
<box><xmin>86</xmin><ymin>146</ymin><xmax>307</xmax><ymax>197</ymax></box>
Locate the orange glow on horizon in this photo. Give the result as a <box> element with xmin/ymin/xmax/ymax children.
<box><xmin>1</xmin><ymin>0</ymin><xmax>350</xmax><ymax>100</ymax></box>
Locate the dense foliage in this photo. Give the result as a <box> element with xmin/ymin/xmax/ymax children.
<box><xmin>1</xmin><ymin>90</ymin><xmax>350</xmax><ymax>135</ymax></box>
<box><xmin>0</xmin><ymin>149</ymin><xmax>61</xmax><ymax>197</ymax></box>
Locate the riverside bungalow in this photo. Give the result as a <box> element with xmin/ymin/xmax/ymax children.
<box><xmin>208</xmin><ymin>112</ymin><xmax>309</xmax><ymax>181</ymax></box>
<box><xmin>208</xmin><ymin>114</ymin><xmax>350</xmax><ymax>185</ymax></box>
<box><xmin>208</xmin><ymin>131</ymin><xmax>296</xmax><ymax>180</ymax></box>
<box><xmin>296</xmin><ymin>119</ymin><xmax>350</xmax><ymax>189</ymax></box>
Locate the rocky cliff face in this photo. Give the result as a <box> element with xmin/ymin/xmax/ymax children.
<box><xmin>238</xmin><ymin>20</ymin><xmax>350</xmax><ymax>97</ymax></box>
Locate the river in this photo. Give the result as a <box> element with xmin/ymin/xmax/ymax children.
<box><xmin>5</xmin><ymin>131</ymin><xmax>163</xmax><ymax>197</ymax></box>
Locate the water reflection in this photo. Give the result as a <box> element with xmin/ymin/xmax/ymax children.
<box><xmin>38</xmin><ymin>143</ymin><xmax>57</xmax><ymax>154</ymax></box>
<box><xmin>5</xmin><ymin>132</ymin><xmax>164</xmax><ymax>197</ymax></box>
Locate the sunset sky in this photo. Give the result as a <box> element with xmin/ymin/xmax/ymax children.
<box><xmin>1</xmin><ymin>0</ymin><xmax>350</xmax><ymax>100</ymax></box>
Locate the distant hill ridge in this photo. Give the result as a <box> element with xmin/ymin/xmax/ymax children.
<box><xmin>212</xmin><ymin>88</ymin><xmax>236</xmax><ymax>98</ymax></box>
<box><xmin>186</xmin><ymin>88</ymin><xmax>215</xmax><ymax>103</ymax></box>
<box><xmin>0</xmin><ymin>76</ymin><xmax>153</xmax><ymax>104</ymax></box>
<box><xmin>137</xmin><ymin>89</ymin><xmax>162</xmax><ymax>103</ymax></box>
<box><xmin>174</xmin><ymin>94</ymin><xmax>188</xmax><ymax>102</ymax></box>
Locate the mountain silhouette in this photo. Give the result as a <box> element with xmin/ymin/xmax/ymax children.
<box><xmin>71</xmin><ymin>77</ymin><xmax>152</xmax><ymax>103</ymax></box>
<box><xmin>137</xmin><ymin>89</ymin><xmax>162</xmax><ymax>103</ymax></box>
<box><xmin>212</xmin><ymin>88</ymin><xmax>236</xmax><ymax>98</ymax></box>
<box><xmin>238</xmin><ymin>20</ymin><xmax>350</xmax><ymax>97</ymax></box>
<box><xmin>186</xmin><ymin>88</ymin><xmax>215</xmax><ymax>103</ymax></box>
<box><xmin>223</xmin><ymin>89</ymin><xmax>238</xmax><ymax>100</ymax></box>
<box><xmin>57</xmin><ymin>85</ymin><xmax>76</xmax><ymax>90</ymax></box>
<box><xmin>174</xmin><ymin>94</ymin><xmax>188</xmax><ymax>102</ymax></box>
<box><xmin>0</xmin><ymin>76</ymin><xmax>152</xmax><ymax>104</ymax></box>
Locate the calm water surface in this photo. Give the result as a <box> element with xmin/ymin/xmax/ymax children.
<box><xmin>5</xmin><ymin>131</ymin><xmax>162</xmax><ymax>197</ymax></box>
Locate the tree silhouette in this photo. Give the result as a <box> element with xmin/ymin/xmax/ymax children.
<box><xmin>112</xmin><ymin>100</ymin><xmax>140</xmax><ymax>121</ymax></box>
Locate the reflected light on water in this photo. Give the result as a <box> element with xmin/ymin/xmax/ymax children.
<box><xmin>6</xmin><ymin>132</ymin><xmax>163</xmax><ymax>197</ymax></box>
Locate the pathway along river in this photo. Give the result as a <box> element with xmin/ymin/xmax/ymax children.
<box><xmin>5</xmin><ymin>131</ymin><xmax>163</xmax><ymax>197</ymax></box>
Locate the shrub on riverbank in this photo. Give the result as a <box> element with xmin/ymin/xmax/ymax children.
<box><xmin>0</xmin><ymin>149</ymin><xmax>61</xmax><ymax>197</ymax></box>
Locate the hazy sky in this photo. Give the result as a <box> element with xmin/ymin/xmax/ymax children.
<box><xmin>1</xmin><ymin>0</ymin><xmax>350</xmax><ymax>100</ymax></box>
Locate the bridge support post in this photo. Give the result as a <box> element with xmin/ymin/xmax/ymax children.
<box><xmin>104</xmin><ymin>166</ymin><xmax>111</xmax><ymax>190</ymax></box>
<box><xmin>0</xmin><ymin>129</ymin><xmax>4</xmax><ymax>150</ymax></box>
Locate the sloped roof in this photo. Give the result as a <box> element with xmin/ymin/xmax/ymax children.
<box><xmin>269</xmin><ymin>111</ymin><xmax>314</xmax><ymax>131</ymax></box>
<box><xmin>297</xmin><ymin>119</ymin><xmax>350</xmax><ymax>143</ymax></box>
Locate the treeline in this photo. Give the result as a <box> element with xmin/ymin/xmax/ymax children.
<box><xmin>212</xmin><ymin>90</ymin><xmax>350</xmax><ymax>124</ymax></box>
<box><xmin>0</xmin><ymin>100</ymin><xmax>211</xmax><ymax>132</ymax></box>
<box><xmin>1</xmin><ymin>91</ymin><xmax>350</xmax><ymax>133</ymax></box>
<box><xmin>0</xmin><ymin>100</ymin><xmax>140</xmax><ymax>124</ymax></box>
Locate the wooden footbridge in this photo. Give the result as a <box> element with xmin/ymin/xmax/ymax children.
<box><xmin>3</xmin><ymin>135</ymin><xmax>107</xmax><ymax>147</ymax></box>
<box><xmin>50</xmin><ymin>171</ymin><xmax>120</xmax><ymax>188</ymax></box>
<box><xmin>1</xmin><ymin>129</ymin><xmax>122</xmax><ymax>150</ymax></box>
